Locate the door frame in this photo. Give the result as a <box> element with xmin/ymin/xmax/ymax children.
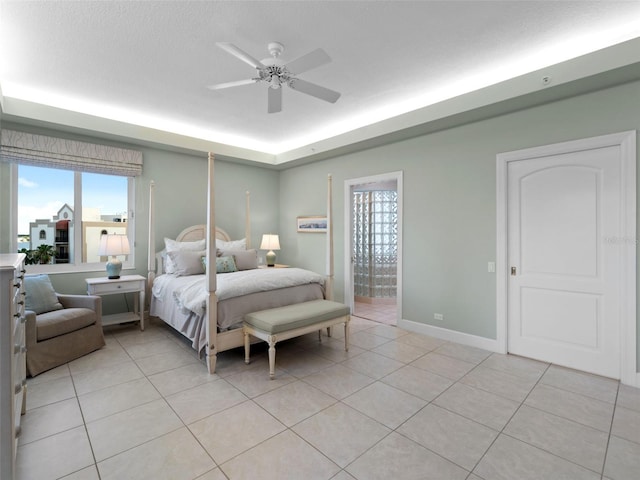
<box><xmin>496</xmin><ymin>130</ymin><xmax>637</xmax><ymax>385</ymax></box>
<box><xmin>344</xmin><ymin>171</ymin><xmax>403</xmax><ymax>322</ymax></box>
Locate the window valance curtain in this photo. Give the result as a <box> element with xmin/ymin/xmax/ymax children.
<box><xmin>0</xmin><ymin>129</ymin><xmax>143</xmax><ymax>177</ymax></box>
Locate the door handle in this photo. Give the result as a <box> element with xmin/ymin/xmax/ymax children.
<box><xmin>511</xmin><ymin>266</ymin><xmax>517</xmax><ymax>276</ymax></box>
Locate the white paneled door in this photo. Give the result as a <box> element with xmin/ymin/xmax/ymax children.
<box><xmin>506</xmin><ymin>140</ymin><xmax>626</xmax><ymax>378</ymax></box>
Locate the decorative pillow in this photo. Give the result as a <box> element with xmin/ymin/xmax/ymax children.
<box><xmin>219</xmin><ymin>249</ymin><xmax>258</xmax><ymax>270</ymax></box>
<box><xmin>216</xmin><ymin>255</ymin><xmax>238</xmax><ymax>273</ymax></box>
<box><xmin>24</xmin><ymin>274</ymin><xmax>63</xmax><ymax>314</ymax></box>
<box><xmin>216</xmin><ymin>238</ymin><xmax>246</xmax><ymax>251</ymax></box>
<box><xmin>167</xmin><ymin>249</ymin><xmax>206</xmax><ymax>276</ymax></box>
<box><xmin>201</xmin><ymin>255</ymin><xmax>207</xmax><ymax>273</ymax></box>
<box><xmin>164</xmin><ymin>237</ymin><xmax>206</xmax><ymax>274</ymax></box>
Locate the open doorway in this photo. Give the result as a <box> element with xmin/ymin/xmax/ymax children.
<box><xmin>344</xmin><ymin>171</ymin><xmax>403</xmax><ymax>326</ymax></box>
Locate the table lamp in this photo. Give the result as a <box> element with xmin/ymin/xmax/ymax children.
<box><xmin>260</xmin><ymin>234</ymin><xmax>280</xmax><ymax>267</ymax></box>
<box><xmin>98</xmin><ymin>234</ymin><xmax>130</xmax><ymax>279</ymax></box>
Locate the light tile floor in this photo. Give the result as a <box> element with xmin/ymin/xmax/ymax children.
<box><xmin>16</xmin><ymin>316</ymin><xmax>640</xmax><ymax>480</ymax></box>
<box><xmin>353</xmin><ymin>301</ymin><xmax>397</xmax><ymax>325</ymax></box>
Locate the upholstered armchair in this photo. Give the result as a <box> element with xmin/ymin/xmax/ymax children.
<box><xmin>24</xmin><ymin>275</ymin><xmax>106</xmax><ymax>377</ymax></box>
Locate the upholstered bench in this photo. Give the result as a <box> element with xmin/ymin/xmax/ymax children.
<box><xmin>243</xmin><ymin>299</ymin><xmax>350</xmax><ymax>379</ymax></box>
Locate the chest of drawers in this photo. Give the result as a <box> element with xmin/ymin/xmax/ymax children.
<box><xmin>0</xmin><ymin>253</ymin><xmax>27</xmax><ymax>480</ymax></box>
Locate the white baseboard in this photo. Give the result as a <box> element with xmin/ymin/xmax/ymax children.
<box><xmin>397</xmin><ymin>318</ymin><xmax>504</xmax><ymax>354</ymax></box>
<box><xmin>398</xmin><ymin>318</ymin><xmax>640</xmax><ymax>387</ymax></box>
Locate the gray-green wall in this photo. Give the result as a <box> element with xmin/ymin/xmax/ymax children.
<box><xmin>278</xmin><ymin>80</ymin><xmax>640</xmax><ymax>369</ymax></box>
<box><xmin>1</xmin><ymin>79</ymin><xmax>639</xmax><ymax>370</ymax></box>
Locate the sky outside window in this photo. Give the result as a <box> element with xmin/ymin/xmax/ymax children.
<box><xmin>82</xmin><ymin>172</ymin><xmax>128</xmax><ymax>221</ymax></box>
<box><xmin>17</xmin><ymin>165</ymin><xmax>127</xmax><ymax>235</ymax></box>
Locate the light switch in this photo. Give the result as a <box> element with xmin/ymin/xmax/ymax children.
<box><xmin>488</xmin><ymin>262</ymin><xmax>496</xmax><ymax>273</ymax></box>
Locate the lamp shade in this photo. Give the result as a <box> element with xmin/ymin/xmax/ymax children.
<box><xmin>260</xmin><ymin>234</ymin><xmax>280</xmax><ymax>251</ymax></box>
<box><xmin>98</xmin><ymin>234</ymin><xmax>131</xmax><ymax>256</ymax></box>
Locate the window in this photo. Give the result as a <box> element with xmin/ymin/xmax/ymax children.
<box><xmin>2</xmin><ymin>129</ymin><xmax>142</xmax><ymax>272</ymax></box>
<box><xmin>15</xmin><ymin>164</ymin><xmax>135</xmax><ymax>271</ymax></box>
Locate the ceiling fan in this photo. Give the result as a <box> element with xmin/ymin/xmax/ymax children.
<box><xmin>208</xmin><ymin>42</ymin><xmax>341</xmax><ymax>114</ymax></box>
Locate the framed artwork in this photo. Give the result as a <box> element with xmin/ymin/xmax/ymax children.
<box><xmin>297</xmin><ymin>216</ymin><xmax>327</xmax><ymax>233</ymax></box>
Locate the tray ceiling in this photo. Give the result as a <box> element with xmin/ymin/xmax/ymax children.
<box><xmin>1</xmin><ymin>1</ymin><xmax>640</xmax><ymax>165</ymax></box>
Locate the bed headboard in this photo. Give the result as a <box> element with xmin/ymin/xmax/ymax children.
<box><xmin>154</xmin><ymin>225</ymin><xmax>232</xmax><ymax>275</ymax></box>
<box><xmin>177</xmin><ymin>225</ymin><xmax>231</xmax><ymax>242</ymax></box>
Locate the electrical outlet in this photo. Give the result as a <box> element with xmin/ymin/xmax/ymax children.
<box><xmin>488</xmin><ymin>261</ymin><xmax>496</xmax><ymax>273</ymax></box>
<box><xmin>434</xmin><ymin>313</ymin><xmax>444</xmax><ymax>321</ymax></box>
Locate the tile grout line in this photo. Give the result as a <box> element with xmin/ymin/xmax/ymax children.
<box><xmin>18</xmin><ymin>318</ymin><xmax>633</xmax><ymax>480</ymax></box>
<box><xmin>211</xmin><ymin>321</ymin><xmax>388</xmax><ymax>479</ymax></box>
<box><xmin>599</xmin><ymin>382</ymin><xmax>621</xmax><ymax>480</ymax></box>
<box><xmin>379</xmin><ymin>351</ymin><xmax>505</xmax><ymax>477</ymax></box>
<box><xmin>461</xmin><ymin>358</ymin><xmax>552</xmax><ymax>477</ymax></box>
<box><xmin>69</xmin><ymin>353</ymin><xmax>102</xmax><ymax>480</ymax></box>
<box><xmin>338</xmin><ymin>342</ymin><xmax>486</xmax><ymax>477</ymax></box>
<box><xmin>109</xmin><ymin>328</ymin><xmax>231</xmax><ymax>479</ymax></box>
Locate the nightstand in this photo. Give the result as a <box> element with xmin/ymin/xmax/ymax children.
<box><xmin>85</xmin><ymin>274</ymin><xmax>146</xmax><ymax>330</ymax></box>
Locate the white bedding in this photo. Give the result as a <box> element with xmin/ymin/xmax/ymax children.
<box><xmin>153</xmin><ymin>268</ymin><xmax>325</xmax><ymax>316</ymax></box>
<box><xmin>150</xmin><ymin>268</ymin><xmax>326</xmax><ymax>351</ymax></box>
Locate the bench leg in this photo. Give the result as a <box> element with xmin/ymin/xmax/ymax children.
<box><xmin>267</xmin><ymin>335</ymin><xmax>276</xmax><ymax>379</ymax></box>
<box><xmin>244</xmin><ymin>329</ymin><xmax>250</xmax><ymax>364</ymax></box>
<box><xmin>327</xmin><ymin>326</ymin><xmax>332</xmax><ymax>337</ymax></box>
<box><xmin>344</xmin><ymin>317</ymin><xmax>350</xmax><ymax>352</ymax></box>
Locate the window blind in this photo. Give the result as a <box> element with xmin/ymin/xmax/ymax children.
<box><xmin>0</xmin><ymin>129</ymin><xmax>142</xmax><ymax>176</ymax></box>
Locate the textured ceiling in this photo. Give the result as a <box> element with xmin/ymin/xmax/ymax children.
<box><xmin>1</xmin><ymin>1</ymin><xmax>640</xmax><ymax>161</ymax></box>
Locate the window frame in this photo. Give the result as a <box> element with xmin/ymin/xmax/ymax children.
<box><xmin>11</xmin><ymin>164</ymin><xmax>136</xmax><ymax>274</ymax></box>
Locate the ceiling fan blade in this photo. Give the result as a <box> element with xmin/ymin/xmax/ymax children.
<box><xmin>207</xmin><ymin>78</ymin><xmax>258</xmax><ymax>90</ymax></box>
<box><xmin>216</xmin><ymin>42</ymin><xmax>265</xmax><ymax>69</ymax></box>
<box><xmin>268</xmin><ymin>87</ymin><xmax>282</xmax><ymax>114</ymax></box>
<box><xmin>288</xmin><ymin>78</ymin><xmax>341</xmax><ymax>103</ymax></box>
<box><xmin>285</xmin><ymin>48</ymin><xmax>331</xmax><ymax>75</ymax></box>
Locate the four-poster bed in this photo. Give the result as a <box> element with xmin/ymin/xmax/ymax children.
<box><xmin>147</xmin><ymin>153</ymin><xmax>335</xmax><ymax>373</ymax></box>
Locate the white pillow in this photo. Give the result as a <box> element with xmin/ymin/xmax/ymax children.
<box><xmin>164</xmin><ymin>237</ymin><xmax>206</xmax><ymax>274</ymax></box>
<box><xmin>167</xmin><ymin>250</ymin><xmax>206</xmax><ymax>276</ymax></box>
<box><xmin>219</xmin><ymin>249</ymin><xmax>258</xmax><ymax>270</ymax></box>
<box><xmin>216</xmin><ymin>237</ymin><xmax>246</xmax><ymax>251</ymax></box>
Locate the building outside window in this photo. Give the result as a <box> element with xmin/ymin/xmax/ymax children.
<box><xmin>1</xmin><ymin>129</ymin><xmax>142</xmax><ymax>273</ymax></box>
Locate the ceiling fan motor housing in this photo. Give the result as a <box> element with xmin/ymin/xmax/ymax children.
<box><xmin>260</xmin><ymin>42</ymin><xmax>289</xmax><ymax>89</ymax></box>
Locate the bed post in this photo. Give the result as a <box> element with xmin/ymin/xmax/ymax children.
<box><xmin>245</xmin><ymin>190</ymin><xmax>251</xmax><ymax>249</ymax></box>
<box><xmin>147</xmin><ymin>180</ymin><xmax>156</xmax><ymax>305</ymax></box>
<box><xmin>206</xmin><ymin>153</ymin><xmax>218</xmax><ymax>374</ymax></box>
<box><xmin>326</xmin><ymin>174</ymin><xmax>334</xmax><ymax>300</ymax></box>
